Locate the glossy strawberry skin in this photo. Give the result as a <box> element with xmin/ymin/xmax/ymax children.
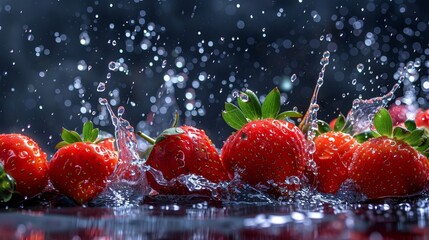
<box><xmin>221</xmin><ymin>119</ymin><xmax>309</xmax><ymax>197</ymax></box>
<box><xmin>0</xmin><ymin>134</ymin><xmax>49</xmax><ymax>198</ymax></box>
<box><xmin>49</xmin><ymin>142</ymin><xmax>118</xmax><ymax>204</ymax></box>
<box><xmin>348</xmin><ymin>137</ymin><xmax>429</xmax><ymax>199</ymax></box>
<box><xmin>96</xmin><ymin>137</ymin><xmax>116</xmax><ymax>151</ymax></box>
<box><xmin>312</xmin><ymin>131</ymin><xmax>359</xmax><ymax>194</ymax></box>
<box><xmin>415</xmin><ymin>109</ymin><xmax>429</xmax><ymax>128</ymax></box>
<box><xmin>146</xmin><ymin>126</ymin><xmax>229</xmax><ymax>195</ymax></box>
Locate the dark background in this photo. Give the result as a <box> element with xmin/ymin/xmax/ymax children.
<box><xmin>1</xmin><ymin>0</ymin><xmax>429</xmax><ymax>154</ymax></box>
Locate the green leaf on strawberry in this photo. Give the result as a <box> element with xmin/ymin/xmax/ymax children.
<box><xmin>56</xmin><ymin>121</ymin><xmax>101</xmax><ymax>149</ymax></box>
<box><xmin>49</xmin><ymin>121</ymin><xmax>118</xmax><ymax>204</ymax></box>
<box><xmin>349</xmin><ymin>107</ymin><xmax>429</xmax><ymax>199</ymax></box>
<box><xmin>368</xmin><ymin>107</ymin><xmax>429</xmax><ymax>156</ymax></box>
<box><xmin>0</xmin><ymin>163</ymin><xmax>16</xmax><ymax>202</ymax></box>
<box><xmin>222</xmin><ymin>87</ymin><xmax>302</xmax><ymax>130</ymax></box>
<box><xmin>221</xmin><ymin>87</ymin><xmax>310</xmax><ymax>199</ymax></box>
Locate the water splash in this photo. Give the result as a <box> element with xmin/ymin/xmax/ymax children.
<box><xmin>299</xmin><ymin>50</ymin><xmax>330</xmax><ymax>142</ymax></box>
<box><xmin>97</xmin><ymin>98</ymin><xmax>150</xmax><ymax>206</ymax></box>
<box><xmin>345</xmin><ymin>61</ymin><xmax>419</xmax><ymax>135</ymax></box>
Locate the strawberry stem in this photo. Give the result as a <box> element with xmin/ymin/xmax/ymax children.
<box><xmin>137</xmin><ymin>131</ymin><xmax>156</xmax><ymax>145</ymax></box>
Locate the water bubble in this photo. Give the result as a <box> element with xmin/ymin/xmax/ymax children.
<box><xmin>97</xmin><ymin>82</ymin><xmax>106</xmax><ymax>92</ymax></box>
<box><xmin>352</xmin><ymin>79</ymin><xmax>357</xmax><ymax>85</ymax></box>
<box><xmin>357</xmin><ymin>63</ymin><xmax>364</xmax><ymax>73</ymax></box>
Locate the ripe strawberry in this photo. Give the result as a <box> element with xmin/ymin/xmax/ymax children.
<box><xmin>312</xmin><ymin>115</ymin><xmax>359</xmax><ymax>194</ymax></box>
<box><xmin>221</xmin><ymin>87</ymin><xmax>309</xmax><ymax>198</ymax></box>
<box><xmin>49</xmin><ymin>121</ymin><xmax>119</xmax><ymax>204</ymax></box>
<box><xmin>137</xmin><ymin>117</ymin><xmax>229</xmax><ymax>195</ymax></box>
<box><xmin>388</xmin><ymin>103</ymin><xmax>410</xmax><ymax>125</ymax></box>
<box><xmin>348</xmin><ymin>108</ymin><xmax>429</xmax><ymax>199</ymax></box>
<box><xmin>0</xmin><ymin>134</ymin><xmax>49</xmax><ymax>201</ymax></box>
<box><xmin>415</xmin><ymin>108</ymin><xmax>429</xmax><ymax>129</ymax></box>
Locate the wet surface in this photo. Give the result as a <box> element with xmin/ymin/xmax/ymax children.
<box><xmin>0</xmin><ymin>192</ymin><xmax>429</xmax><ymax>239</ymax></box>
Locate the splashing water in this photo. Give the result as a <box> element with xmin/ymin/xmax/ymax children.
<box><xmin>345</xmin><ymin>61</ymin><xmax>419</xmax><ymax>136</ymax></box>
<box><xmin>393</xmin><ymin>60</ymin><xmax>421</xmax><ymax>119</ymax></box>
<box><xmin>97</xmin><ymin>98</ymin><xmax>150</xmax><ymax>206</ymax></box>
<box><xmin>299</xmin><ymin>50</ymin><xmax>330</xmax><ymax>142</ymax></box>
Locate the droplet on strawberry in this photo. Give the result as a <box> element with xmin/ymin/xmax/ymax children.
<box><xmin>221</xmin><ymin>87</ymin><xmax>308</xmax><ymax>199</ymax></box>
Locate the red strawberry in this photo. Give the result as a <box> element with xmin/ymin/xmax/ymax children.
<box><xmin>137</xmin><ymin>118</ymin><xmax>229</xmax><ymax>195</ymax></box>
<box><xmin>49</xmin><ymin>121</ymin><xmax>119</xmax><ymax>204</ymax></box>
<box><xmin>221</xmin><ymin>88</ymin><xmax>309</xmax><ymax>198</ymax></box>
<box><xmin>0</xmin><ymin>134</ymin><xmax>49</xmax><ymax>201</ymax></box>
<box><xmin>415</xmin><ymin>108</ymin><xmax>429</xmax><ymax>129</ymax></box>
<box><xmin>348</xmin><ymin>108</ymin><xmax>429</xmax><ymax>199</ymax></box>
<box><xmin>312</xmin><ymin>115</ymin><xmax>359</xmax><ymax>194</ymax></box>
<box><xmin>388</xmin><ymin>103</ymin><xmax>410</xmax><ymax>125</ymax></box>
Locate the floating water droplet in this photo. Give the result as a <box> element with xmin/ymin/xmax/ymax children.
<box><xmin>108</xmin><ymin>61</ymin><xmax>119</xmax><ymax>71</ymax></box>
<box><xmin>77</xmin><ymin>60</ymin><xmax>87</xmax><ymax>71</ymax></box>
<box><xmin>291</xmin><ymin>74</ymin><xmax>297</xmax><ymax>82</ymax></box>
<box><xmin>357</xmin><ymin>63</ymin><xmax>364</xmax><ymax>73</ymax></box>
<box><xmin>99</xmin><ymin>98</ymin><xmax>108</xmax><ymax>105</ymax></box>
<box><xmin>322</xmin><ymin>51</ymin><xmax>330</xmax><ymax>58</ymax></box>
<box><xmin>79</xmin><ymin>31</ymin><xmax>91</xmax><ymax>46</ymax></box>
<box><xmin>352</xmin><ymin>79</ymin><xmax>357</xmax><ymax>85</ymax></box>
<box><xmin>117</xmin><ymin>106</ymin><xmax>125</xmax><ymax>117</ymax></box>
<box><xmin>97</xmin><ymin>82</ymin><xmax>106</xmax><ymax>92</ymax></box>
<box><xmin>320</xmin><ymin>57</ymin><xmax>329</xmax><ymax>66</ymax></box>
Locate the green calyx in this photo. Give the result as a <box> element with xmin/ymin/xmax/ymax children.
<box><xmin>316</xmin><ymin>113</ymin><xmax>350</xmax><ymax>136</ymax></box>
<box><xmin>358</xmin><ymin>107</ymin><xmax>429</xmax><ymax>157</ymax></box>
<box><xmin>222</xmin><ymin>87</ymin><xmax>303</xmax><ymax>130</ymax></box>
<box><xmin>0</xmin><ymin>163</ymin><xmax>16</xmax><ymax>203</ymax></box>
<box><xmin>55</xmin><ymin>121</ymin><xmax>100</xmax><ymax>149</ymax></box>
<box><xmin>136</xmin><ymin>112</ymin><xmax>183</xmax><ymax>158</ymax></box>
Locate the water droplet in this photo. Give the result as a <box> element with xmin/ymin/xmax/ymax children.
<box><xmin>79</xmin><ymin>32</ymin><xmax>90</xmax><ymax>46</ymax></box>
<box><xmin>97</xmin><ymin>82</ymin><xmax>106</xmax><ymax>92</ymax></box>
<box><xmin>99</xmin><ymin>98</ymin><xmax>108</xmax><ymax>105</ymax></box>
<box><xmin>241</xmin><ymin>132</ymin><xmax>248</xmax><ymax>140</ymax></box>
<box><xmin>291</xmin><ymin>74</ymin><xmax>297</xmax><ymax>82</ymax></box>
<box><xmin>357</xmin><ymin>63</ymin><xmax>364</xmax><ymax>73</ymax></box>
<box><xmin>322</xmin><ymin>51</ymin><xmax>330</xmax><ymax>58</ymax></box>
<box><xmin>320</xmin><ymin>57</ymin><xmax>329</xmax><ymax>66</ymax></box>
<box><xmin>117</xmin><ymin>106</ymin><xmax>125</xmax><ymax>117</ymax></box>
<box><xmin>108</xmin><ymin>61</ymin><xmax>119</xmax><ymax>71</ymax></box>
<box><xmin>352</xmin><ymin>79</ymin><xmax>357</xmax><ymax>85</ymax></box>
<box><xmin>239</xmin><ymin>93</ymin><xmax>249</xmax><ymax>102</ymax></box>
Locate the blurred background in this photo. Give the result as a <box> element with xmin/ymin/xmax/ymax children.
<box><xmin>1</xmin><ymin>0</ymin><xmax>429</xmax><ymax>153</ymax></box>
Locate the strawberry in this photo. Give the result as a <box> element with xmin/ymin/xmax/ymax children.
<box><xmin>415</xmin><ymin>108</ymin><xmax>429</xmax><ymax>129</ymax></box>
<box><xmin>137</xmin><ymin>116</ymin><xmax>229</xmax><ymax>195</ymax></box>
<box><xmin>312</xmin><ymin>114</ymin><xmax>359</xmax><ymax>194</ymax></box>
<box><xmin>0</xmin><ymin>134</ymin><xmax>49</xmax><ymax>201</ymax></box>
<box><xmin>221</xmin><ymin>87</ymin><xmax>308</xmax><ymax>198</ymax></box>
<box><xmin>49</xmin><ymin>121</ymin><xmax>119</xmax><ymax>204</ymax></box>
<box><xmin>348</xmin><ymin>108</ymin><xmax>429</xmax><ymax>199</ymax></box>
